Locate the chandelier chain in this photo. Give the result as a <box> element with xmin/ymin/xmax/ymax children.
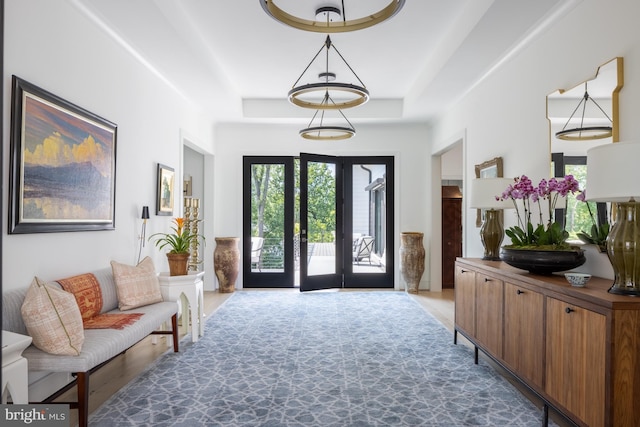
<box><xmin>292</xmin><ymin>43</ymin><xmax>326</xmax><ymax>88</ymax></box>
<box><xmin>331</xmin><ymin>41</ymin><xmax>366</xmax><ymax>87</ymax></box>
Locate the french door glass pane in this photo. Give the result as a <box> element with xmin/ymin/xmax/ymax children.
<box><xmin>306</xmin><ymin>161</ymin><xmax>336</xmax><ymax>276</ymax></box>
<box><xmin>351</xmin><ymin>164</ymin><xmax>387</xmax><ymax>273</ymax></box>
<box><xmin>250</xmin><ymin>164</ymin><xmax>285</xmax><ymax>273</ymax></box>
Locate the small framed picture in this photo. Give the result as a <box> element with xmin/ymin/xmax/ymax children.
<box><xmin>156</xmin><ymin>163</ymin><xmax>175</xmax><ymax>216</ymax></box>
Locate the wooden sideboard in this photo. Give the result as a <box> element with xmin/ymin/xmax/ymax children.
<box><xmin>454</xmin><ymin>258</ymin><xmax>640</xmax><ymax>427</ymax></box>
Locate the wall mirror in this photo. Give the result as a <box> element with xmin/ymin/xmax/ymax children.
<box><xmin>548</xmin><ymin>57</ymin><xmax>623</xmax><ymax>153</ymax></box>
<box><xmin>547</xmin><ymin>57</ymin><xmax>623</xmax><ymax>240</ymax></box>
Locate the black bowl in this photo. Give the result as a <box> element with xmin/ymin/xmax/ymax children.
<box><xmin>500</xmin><ymin>247</ymin><xmax>586</xmax><ymax>275</ymax></box>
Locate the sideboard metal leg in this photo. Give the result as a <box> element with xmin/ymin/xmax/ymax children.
<box><xmin>542</xmin><ymin>403</ymin><xmax>549</xmax><ymax>427</ymax></box>
<box><xmin>474</xmin><ymin>346</ymin><xmax>479</xmax><ymax>364</ymax></box>
<box><xmin>453</xmin><ymin>329</ymin><xmax>458</xmax><ymax>345</ymax></box>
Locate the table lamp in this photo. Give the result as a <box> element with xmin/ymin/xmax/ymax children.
<box><xmin>470</xmin><ymin>178</ymin><xmax>514</xmax><ymax>260</ymax></box>
<box><xmin>587</xmin><ymin>141</ymin><xmax>640</xmax><ymax>296</ymax></box>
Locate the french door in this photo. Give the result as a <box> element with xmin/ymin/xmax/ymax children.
<box><xmin>242</xmin><ymin>157</ymin><xmax>295</xmax><ymax>287</ymax></box>
<box><xmin>299</xmin><ymin>154</ymin><xmax>343</xmax><ymax>290</ymax></box>
<box><xmin>243</xmin><ymin>155</ymin><xmax>394</xmax><ymax>291</ymax></box>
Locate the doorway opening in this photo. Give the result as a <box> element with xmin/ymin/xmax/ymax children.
<box><xmin>438</xmin><ymin>141</ymin><xmax>464</xmax><ymax>290</ymax></box>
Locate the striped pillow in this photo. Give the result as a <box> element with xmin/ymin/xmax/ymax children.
<box><xmin>111</xmin><ymin>257</ymin><xmax>163</xmax><ymax>310</ymax></box>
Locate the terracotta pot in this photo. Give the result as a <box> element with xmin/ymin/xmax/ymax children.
<box><xmin>214</xmin><ymin>237</ymin><xmax>240</xmax><ymax>293</ymax></box>
<box><xmin>167</xmin><ymin>252</ymin><xmax>190</xmax><ymax>276</ymax></box>
<box><xmin>400</xmin><ymin>232</ymin><xmax>425</xmax><ymax>293</ymax></box>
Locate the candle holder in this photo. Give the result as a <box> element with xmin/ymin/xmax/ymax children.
<box><xmin>184</xmin><ymin>197</ymin><xmax>202</xmax><ymax>271</ymax></box>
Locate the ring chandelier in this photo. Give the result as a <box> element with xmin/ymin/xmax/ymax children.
<box><xmin>299</xmin><ymin>91</ymin><xmax>356</xmax><ymax>141</ymax></box>
<box><xmin>260</xmin><ymin>0</ymin><xmax>406</xmax><ymax>33</ymax></box>
<box><xmin>555</xmin><ymin>82</ymin><xmax>613</xmax><ymax>141</ymax></box>
<box><xmin>290</xmin><ymin>35</ymin><xmax>368</xmax><ymax>111</ymax></box>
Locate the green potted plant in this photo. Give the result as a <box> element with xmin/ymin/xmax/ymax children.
<box><xmin>496</xmin><ymin>175</ymin><xmax>586</xmax><ymax>274</ymax></box>
<box><xmin>150</xmin><ymin>217</ymin><xmax>204</xmax><ymax>276</ymax></box>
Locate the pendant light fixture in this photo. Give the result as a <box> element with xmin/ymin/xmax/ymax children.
<box><xmin>260</xmin><ymin>1</ymin><xmax>406</xmax><ymax>33</ymax></box>
<box><xmin>555</xmin><ymin>82</ymin><xmax>613</xmax><ymax>141</ymax></box>
<box><xmin>299</xmin><ymin>91</ymin><xmax>356</xmax><ymax>141</ymax></box>
<box><xmin>290</xmin><ymin>35</ymin><xmax>368</xmax><ymax>110</ymax></box>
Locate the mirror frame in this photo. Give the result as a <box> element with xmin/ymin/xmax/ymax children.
<box><xmin>610</xmin><ymin>56</ymin><xmax>623</xmax><ymax>143</ymax></box>
<box><xmin>547</xmin><ymin>57</ymin><xmax>623</xmax><ymax>236</ymax></box>
<box><xmin>547</xmin><ymin>57</ymin><xmax>624</xmax><ymax>151</ymax></box>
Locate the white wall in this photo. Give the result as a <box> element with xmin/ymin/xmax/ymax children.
<box><xmin>214</xmin><ymin>122</ymin><xmax>432</xmax><ymax>290</ymax></box>
<box><xmin>3</xmin><ymin>0</ymin><xmax>216</xmax><ymax>292</ymax></box>
<box><xmin>430</xmin><ymin>0</ymin><xmax>640</xmax><ymax>278</ymax></box>
<box><xmin>440</xmin><ymin>143</ymin><xmax>463</xmax><ymax>181</ymax></box>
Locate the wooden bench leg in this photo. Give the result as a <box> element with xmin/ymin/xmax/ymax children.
<box><xmin>76</xmin><ymin>372</ymin><xmax>90</xmax><ymax>427</ymax></box>
<box><xmin>171</xmin><ymin>313</ymin><xmax>179</xmax><ymax>352</ymax></box>
<box><xmin>150</xmin><ymin>315</ymin><xmax>180</xmax><ymax>351</ymax></box>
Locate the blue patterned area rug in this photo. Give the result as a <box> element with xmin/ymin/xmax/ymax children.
<box><xmin>90</xmin><ymin>291</ymin><xmax>550</xmax><ymax>426</ymax></box>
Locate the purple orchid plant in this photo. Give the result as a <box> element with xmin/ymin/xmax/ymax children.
<box><xmin>497</xmin><ymin>175</ymin><xmax>582</xmax><ymax>250</ymax></box>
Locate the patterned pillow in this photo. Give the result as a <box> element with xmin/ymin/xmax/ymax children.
<box><xmin>21</xmin><ymin>277</ymin><xmax>84</xmax><ymax>356</ymax></box>
<box><xmin>57</xmin><ymin>273</ymin><xmax>103</xmax><ymax>321</ymax></box>
<box><xmin>111</xmin><ymin>257</ymin><xmax>163</xmax><ymax>310</ymax></box>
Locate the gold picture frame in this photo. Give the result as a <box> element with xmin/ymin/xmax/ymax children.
<box><xmin>474</xmin><ymin>157</ymin><xmax>504</xmax><ymax>227</ymax></box>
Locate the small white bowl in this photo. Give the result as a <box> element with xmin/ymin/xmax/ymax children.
<box><xmin>564</xmin><ymin>272</ymin><xmax>591</xmax><ymax>287</ymax></box>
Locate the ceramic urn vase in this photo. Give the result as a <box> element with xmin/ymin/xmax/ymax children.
<box><xmin>400</xmin><ymin>232</ymin><xmax>425</xmax><ymax>293</ymax></box>
<box><xmin>214</xmin><ymin>237</ymin><xmax>240</xmax><ymax>293</ymax></box>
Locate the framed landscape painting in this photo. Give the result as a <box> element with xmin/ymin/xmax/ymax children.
<box><xmin>9</xmin><ymin>76</ymin><xmax>117</xmax><ymax>234</ymax></box>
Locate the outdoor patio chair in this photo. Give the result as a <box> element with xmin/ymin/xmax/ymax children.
<box><xmin>352</xmin><ymin>233</ymin><xmax>363</xmax><ymax>252</ymax></box>
<box><xmin>353</xmin><ymin>236</ymin><xmax>375</xmax><ymax>265</ymax></box>
<box><xmin>251</xmin><ymin>237</ymin><xmax>264</xmax><ymax>271</ymax></box>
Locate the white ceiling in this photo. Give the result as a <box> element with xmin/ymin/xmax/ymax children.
<box><xmin>74</xmin><ymin>0</ymin><xmax>573</xmax><ymax>125</ymax></box>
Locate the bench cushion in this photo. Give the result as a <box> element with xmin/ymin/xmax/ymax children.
<box><xmin>21</xmin><ymin>301</ymin><xmax>178</xmax><ymax>372</ymax></box>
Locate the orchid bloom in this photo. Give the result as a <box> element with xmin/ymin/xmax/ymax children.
<box><xmin>496</xmin><ymin>174</ymin><xmax>584</xmax><ymax>248</ymax></box>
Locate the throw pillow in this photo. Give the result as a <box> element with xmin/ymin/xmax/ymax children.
<box><xmin>21</xmin><ymin>277</ymin><xmax>84</xmax><ymax>356</ymax></box>
<box><xmin>111</xmin><ymin>256</ymin><xmax>163</xmax><ymax>310</ymax></box>
<box><xmin>57</xmin><ymin>273</ymin><xmax>103</xmax><ymax>322</ymax></box>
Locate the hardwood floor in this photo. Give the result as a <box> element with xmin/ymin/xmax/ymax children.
<box><xmin>57</xmin><ymin>288</ymin><xmax>570</xmax><ymax>426</ymax></box>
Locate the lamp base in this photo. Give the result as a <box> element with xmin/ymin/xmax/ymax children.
<box><xmin>608</xmin><ymin>285</ymin><xmax>640</xmax><ymax>297</ymax></box>
<box><xmin>605</xmin><ymin>202</ymin><xmax>640</xmax><ymax>297</ymax></box>
<box><xmin>480</xmin><ymin>210</ymin><xmax>504</xmax><ymax>261</ymax></box>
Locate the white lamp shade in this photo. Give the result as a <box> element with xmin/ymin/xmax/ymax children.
<box><xmin>469</xmin><ymin>178</ymin><xmax>514</xmax><ymax>209</ymax></box>
<box><xmin>587</xmin><ymin>141</ymin><xmax>640</xmax><ymax>202</ymax></box>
